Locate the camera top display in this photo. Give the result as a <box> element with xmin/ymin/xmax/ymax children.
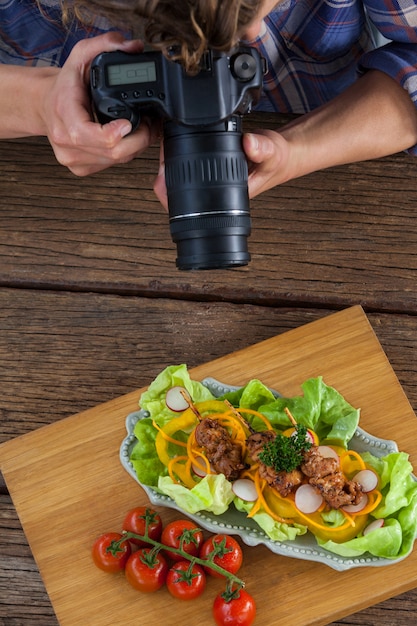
<box><xmin>90</xmin><ymin>46</ymin><xmax>264</xmax><ymax>130</ymax></box>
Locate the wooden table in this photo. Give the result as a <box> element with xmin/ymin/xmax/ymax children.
<box><xmin>0</xmin><ymin>112</ymin><xmax>416</xmax><ymax>625</ymax></box>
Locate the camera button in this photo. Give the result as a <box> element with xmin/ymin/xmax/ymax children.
<box><xmin>108</xmin><ymin>105</ymin><xmax>128</xmax><ymax>117</ymax></box>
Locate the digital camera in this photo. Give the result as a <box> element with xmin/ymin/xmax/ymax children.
<box><xmin>90</xmin><ymin>46</ymin><xmax>264</xmax><ymax>270</ymax></box>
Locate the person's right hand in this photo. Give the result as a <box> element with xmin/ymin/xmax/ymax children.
<box><xmin>39</xmin><ymin>32</ymin><xmax>160</xmax><ymax>176</ymax></box>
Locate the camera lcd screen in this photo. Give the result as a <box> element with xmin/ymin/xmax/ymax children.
<box><xmin>107</xmin><ymin>61</ymin><xmax>157</xmax><ymax>86</ymax></box>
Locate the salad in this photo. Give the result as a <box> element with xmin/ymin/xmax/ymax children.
<box><xmin>129</xmin><ymin>365</ymin><xmax>417</xmax><ymax>560</ymax></box>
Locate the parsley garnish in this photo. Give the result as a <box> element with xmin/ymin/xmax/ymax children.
<box><xmin>258</xmin><ymin>425</ymin><xmax>312</xmax><ymax>472</ymax></box>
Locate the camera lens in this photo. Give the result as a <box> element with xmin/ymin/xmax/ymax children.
<box><xmin>164</xmin><ymin>117</ymin><xmax>251</xmax><ymax>270</ymax></box>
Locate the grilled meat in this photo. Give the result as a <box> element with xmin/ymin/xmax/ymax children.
<box><xmin>194</xmin><ymin>417</ymin><xmax>245</xmax><ymax>481</ymax></box>
<box><xmin>247</xmin><ymin>430</ymin><xmax>363</xmax><ymax>508</ymax></box>
<box><xmin>247</xmin><ymin>430</ymin><xmax>303</xmax><ymax>496</ymax></box>
<box><xmin>246</xmin><ymin>430</ymin><xmax>276</xmax><ymax>461</ymax></box>
<box><xmin>301</xmin><ymin>446</ymin><xmax>363</xmax><ymax>509</ymax></box>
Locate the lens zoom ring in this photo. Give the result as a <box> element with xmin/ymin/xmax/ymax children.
<box><xmin>166</xmin><ymin>155</ymin><xmax>247</xmax><ymax>187</ymax></box>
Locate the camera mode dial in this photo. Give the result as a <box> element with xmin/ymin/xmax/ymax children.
<box><xmin>231</xmin><ymin>53</ymin><xmax>258</xmax><ymax>82</ymax></box>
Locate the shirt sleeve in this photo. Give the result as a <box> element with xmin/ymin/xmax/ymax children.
<box><xmin>360</xmin><ymin>0</ymin><xmax>417</xmax><ymax>154</ymax></box>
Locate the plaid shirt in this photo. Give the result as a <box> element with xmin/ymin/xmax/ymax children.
<box><xmin>0</xmin><ymin>0</ymin><xmax>111</xmax><ymax>66</ymax></box>
<box><xmin>1</xmin><ymin>0</ymin><xmax>417</xmax><ymax>152</ymax></box>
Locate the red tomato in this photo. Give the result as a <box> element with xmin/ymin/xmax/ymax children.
<box><xmin>125</xmin><ymin>548</ymin><xmax>168</xmax><ymax>592</ymax></box>
<box><xmin>213</xmin><ymin>589</ymin><xmax>256</xmax><ymax>626</ymax></box>
<box><xmin>92</xmin><ymin>532</ymin><xmax>132</xmax><ymax>573</ymax></box>
<box><xmin>122</xmin><ymin>506</ymin><xmax>163</xmax><ymax>547</ymax></box>
<box><xmin>160</xmin><ymin>519</ymin><xmax>203</xmax><ymax>561</ymax></box>
<box><xmin>166</xmin><ymin>560</ymin><xmax>206</xmax><ymax>600</ymax></box>
<box><xmin>199</xmin><ymin>534</ymin><xmax>243</xmax><ymax>577</ymax></box>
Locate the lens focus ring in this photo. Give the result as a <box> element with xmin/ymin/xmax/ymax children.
<box><xmin>165</xmin><ymin>154</ymin><xmax>247</xmax><ymax>188</ymax></box>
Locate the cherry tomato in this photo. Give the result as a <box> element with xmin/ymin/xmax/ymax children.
<box><xmin>199</xmin><ymin>534</ymin><xmax>243</xmax><ymax>577</ymax></box>
<box><xmin>160</xmin><ymin>519</ymin><xmax>203</xmax><ymax>561</ymax></box>
<box><xmin>166</xmin><ymin>560</ymin><xmax>206</xmax><ymax>600</ymax></box>
<box><xmin>125</xmin><ymin>548</ymin><xmax>168</xmax><ymax>592</ymax></box>
<box><xmin>92</xmin><ymin>532</ymin><xmax>132</xmax><ymax>573</ymax></box>
<box><xmin>122</xmin><ymin>506</ymin><xmax>163</xmax><ymax>547</ymax></box>
<box><xmin>213</xmin><ymin>589</ymin><xmax>256</xmax><ymax>626</ymax></box>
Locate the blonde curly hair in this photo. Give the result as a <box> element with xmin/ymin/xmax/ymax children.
<box><xmin>61</xmin><ymin>0</ymin><xmax>261</xmax><ymax>73</ymax></box>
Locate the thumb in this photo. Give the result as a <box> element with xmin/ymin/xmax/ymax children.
<box><xmin>243</xmin><ymin>132</ymin><xmax>275</xmax><ymax>164</ymax></box>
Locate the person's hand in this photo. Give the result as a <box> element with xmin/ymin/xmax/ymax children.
<box><xmin>243</xmin><ymin>130</ymin><xmax>294</xmax><ymax>198</ymax></box>
<box><xmin>40</xmin><ymin>32</ymin><xmax>160</xmax><ymax>176</ymax></box>
<box><xmin>153</xmin><ymin>129</ymin><xmax>295</xmax><ymax>210</ymax></box>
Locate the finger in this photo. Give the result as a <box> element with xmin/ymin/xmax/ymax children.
<box><xmin>154</xmin><ymin>163</ymin><xmax>168</xmax><ymax>211</ymax></box>
<box><xmin>242</xmin><ymin>132</ymin><xmax>275</xmax><ymax>164</ymax></box>
<box><xmin>53</xmin><ymin>122</ymin><xmax>156</xmax><ymax>173</ymax></box>
<box><xmin>69</xmin><ymin>33</ymin><xmax>144</xmax><ymax>76</ymax></box>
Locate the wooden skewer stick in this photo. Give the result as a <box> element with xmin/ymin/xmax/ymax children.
<box><xmin>284</xmin><ymin>407</ymin><xmax>298</xmax><ymax>427</ymax></box>
<box><xmin>180</xmin><ymin>389</ymin><xmax>203</xmax><ymax>421</ymax></box>
<box><xmin>224</xmin><ymin>400</ymin><xmax>256</xmax><ymax>433</ymax></box>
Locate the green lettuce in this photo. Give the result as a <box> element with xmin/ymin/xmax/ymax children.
<box><xmin>317</xmin><ymin>452</ymin><xmax>417</xmax><ymax>558</ymax></box>
<box><xmin>139</xmin><ymin>363</ymin><xmax>215</xmax><ymax>428</ymax></box>
<box><xmin>253</xmin><ymin>376</ymin><xmax>360</xmax><ymax>447</ymax></box>
<box><xmin>234</xmin><ymin>498</ymin><xmax>307</xmax><ymax>541</ymax></box>
<box><xmin>130</xmin><ymin>417</ymin><xmax>165</xmax><ymax>486</ymax></box>
<box><xmin>157</xmin><ymin>474</ymin><xmax>234</xmax><ymax>515</ymax></box>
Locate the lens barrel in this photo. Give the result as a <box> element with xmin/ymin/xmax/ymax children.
<box><xmin>164</xmin><ymin>117</ymin><xmax>251</xmax><ymax>270</ymax></box>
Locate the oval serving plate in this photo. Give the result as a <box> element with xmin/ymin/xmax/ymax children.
<box><xmin>120</xmin><ymin>377</ymin><xmax>412</xmax><ymax>571</ymax></box>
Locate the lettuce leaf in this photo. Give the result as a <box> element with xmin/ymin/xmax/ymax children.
<box><xmin>157</xmin><ymin>474</ymin><xmax>234</xmax><ymax>515</ymax></box>
<box><xmin>234</xmin><ymin>498</ymin><xmax>307</xmax><ymax>541</ymax></box>
<box><xmin>254</xmin><ymin>376</ymin><xmax>360</xmax><ymax>447</ymax></box>
<box><xmin>139</xmin><ymin>363</ymin><xmax>215</xmax><ymax>427</ymax></box>
<box><xmin>318</xmin><ymin>518</ymin><xmax>403</xmax><ymax>558</ymax></box>
<box><xmin>317</xmin><ymin>452</ymin><xmax>417</xmax><ymax>559</ymax></box>
<box><xmin>130</xmin><ymin>418</ymin><xmax>165</xmax><ymax>487</ymax></box>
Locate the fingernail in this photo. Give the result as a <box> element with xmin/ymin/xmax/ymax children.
<box><xmin>120</xmin><ymin>122</ymin><xmax>132</xmax><ymax>137</ymax></box>
<box><xmin>247</xmin><ymin>133</ymin><xmax>259</xmax><ymax>151</ymax></box>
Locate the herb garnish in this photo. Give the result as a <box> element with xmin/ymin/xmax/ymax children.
<box><xmin>258</xmin><ymin>425</ymin><xmax>312</xmax><ymax>472</ymax></box>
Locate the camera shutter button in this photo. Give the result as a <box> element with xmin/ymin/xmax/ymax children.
<box><xmin>231</xmin><ymin>53</ymin><xmax>257</xmax><ymax>81</ymax></box>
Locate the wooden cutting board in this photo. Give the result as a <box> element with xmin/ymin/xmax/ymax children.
<box><xmin>1</xmin><ymin>305</ymin><xmax>417</xmax><ymax>626</ymax></box>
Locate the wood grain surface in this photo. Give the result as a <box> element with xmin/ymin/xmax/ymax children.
<box><xmin>1</xmin><ymin>307</ymin><xmax>417</xmax><ymax>626</ymax></box>
<box><xmin>1</xmin><ymin>120</ymin><xmax>417</xmax><ymax>625</ymax></box>
<box><xmin>1</xmin><ymin>115</ymin><xmax>416</xmax><ymax>313</ymax></box>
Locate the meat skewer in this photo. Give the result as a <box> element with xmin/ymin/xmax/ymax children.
<box><xmin>246</xmin><ymin>410</ymin><xmax>363</xmax><ymax>509</ymax></box>
<box><xmin>194</xmin><ymin>417</ymin><xmax>246</xmax><ymax>481</ymax></box>
<box><xmin>181</xmin><ymin>392</ymin><xmax>246</xmax><ymax>481</ymax></box>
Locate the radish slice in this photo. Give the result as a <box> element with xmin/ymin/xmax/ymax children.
<box><xmin>317</xmin><ymin>445</ymin><xmax>340</xmax><ymax>462</ymax></box>
<box><xmin>353</xmin><ymin>469</ymin><xmax>379</xmax><ymax>493</ymax></box>
<box><xmin>290</xmin><ymin>429</ymin><xmax>316</xmax><ymax>445</ymax></box>
<box><xmin>232</xmin><ymin>479</ymin><xmax>258</xmax><ymax>502</ymax></box>
<box><xmin>306</xmin><ymin>430</ymin><xmax>317</xmax><ymax>445</ymax></box>
<box><xmin>342</xmin><ymin>492</ymin><xmax>368</xmax><ymax>513</ymax></box>
<box><xmin>295</xmin><ymin>484</ymin><xmax>323</xmax><ymax>514</ymax></box>
<box><xmin>363</xmin><ymin>519</ymin><xmax>385</xmax><ymax>536</ymax></box>
<box><xmin>165</xmin><ymin>386</ymin><xmax>190</xmax><ymax>412</ymax></box>
<box><xmin>191</xmin><ymin>456</ymin><xmax>212</xmax><ymax>478</ymax></box>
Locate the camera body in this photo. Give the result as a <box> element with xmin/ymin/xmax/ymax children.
<box><xmin>90</xmin><ymin>46</ymin><xmax>264</xmax><ymax>270</ymax></box>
